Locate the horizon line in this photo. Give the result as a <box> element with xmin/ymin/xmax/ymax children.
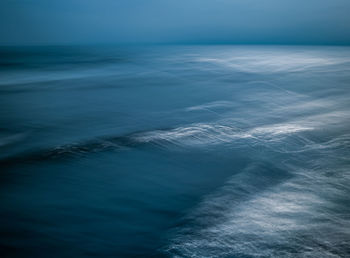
<box><xmin>1</xmin><ymin>42</ymin><xmax>350</xmax><ymax>48</ymax></box>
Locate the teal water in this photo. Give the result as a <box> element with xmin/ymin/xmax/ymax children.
<box><xmin>1</xmin><ymin>45</ymin><xmax>350</xmax><ymax>257</ymax></box>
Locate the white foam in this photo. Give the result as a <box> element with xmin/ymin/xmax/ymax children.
<box><xmin>134</xmin><ymin>121</ymin><xmax>313</xmax><ymax>147</ymax></box>
<box><xmin>166</xmin><ymin>161</ymin><xmax>350</xmax><ymax>257</ymax></box>
<box><xmin>194</xmin><ymin>49</ymin><xmax>350</xmax><ymax>74</ymax></box>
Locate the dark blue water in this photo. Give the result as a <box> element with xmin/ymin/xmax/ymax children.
<box><xmin>1</xmin><ymin>45</ymin><xmax>350</xmax><ymax>257</ymax></box>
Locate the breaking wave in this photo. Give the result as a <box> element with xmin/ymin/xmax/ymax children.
<box><xmin>164</xmin><ymin>131</ymin><xmax>350</xmax><ymax>257</ymax></box>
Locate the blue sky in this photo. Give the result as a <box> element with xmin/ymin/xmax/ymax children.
<box><xmin>1</xmin><ymin>0</ymin><xmax>350</xmax><ymax>45</ymax></box>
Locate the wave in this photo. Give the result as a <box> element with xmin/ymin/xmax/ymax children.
<box><xmin>135</xmin><ymin>108</ymin><xmax>350</xmax><ymax>147</ymax></box>
<box><xmin>0</xmin><ymin>119</ymin><xmax>311</xmax><ymax>167</ymax></box>
<box><xmin>164</xmin><ymin>134</ymin><xmax>350</xmax><ymax>257</ymax></box>
<box><xmin>134</xmin><ymin>122</ymin><xmax>313</xmax><ymax>147</ymax></box>
<box><xmin>0</xmin><ymin>134</ymin><xmax>137</xmax><ymax>167</ymax></box>
<box><xmin>3</xmin><ymin>108</ymin><xmax>349</xmax><ymax>168</ymax></box>
<box><xmin>193</xmin><ymin>47</ymin><xmax>350</xmax><ymax>74</ymax></box>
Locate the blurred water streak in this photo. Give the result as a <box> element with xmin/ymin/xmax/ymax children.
<box><xmin>0</xmin><ymin>45</ymin><xmax>350</xmax><ymax>257</ymax></box>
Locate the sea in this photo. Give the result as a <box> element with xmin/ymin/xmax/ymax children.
<box><xmin>0</xmin><ymin>45</ymin><xmax>350</xmax><ymax>257</ymax></box>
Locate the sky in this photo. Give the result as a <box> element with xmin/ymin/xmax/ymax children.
<box><xmin>1</xmin><ymin>0</ymin><xmax>350</xmax><ymax>45</ymax></box>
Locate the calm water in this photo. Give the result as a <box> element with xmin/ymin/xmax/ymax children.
<box><xmin>1</xmin><ymin>45</ymin><xmax>350</xmax><ymax>257</ymax></box>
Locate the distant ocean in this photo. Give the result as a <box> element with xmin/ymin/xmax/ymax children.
<box><xmin>1</xmin><ymin>45</ymin><xmax>350</xmax><ymax>257</ymax></box>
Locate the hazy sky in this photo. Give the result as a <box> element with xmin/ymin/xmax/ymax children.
<box><xmin>1</xmin><ymin>0</ymin><xmax>350</xmax><ymax>45</ymax></box>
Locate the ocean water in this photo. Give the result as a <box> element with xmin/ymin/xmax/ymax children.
<box><xmin>0</xmin><ymin>45</ymin><xmax>350</xmax><ymax>257</ymax></box>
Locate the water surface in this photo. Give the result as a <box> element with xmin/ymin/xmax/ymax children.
<box><xmin>1</xmin><ymin>45</ymin><xmax>350</xmax><ymax>257</ymax></box>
